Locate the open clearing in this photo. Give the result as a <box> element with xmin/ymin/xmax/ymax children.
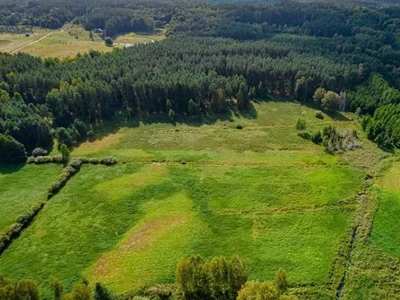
<box><xmin>0</xmin><ymin>100</ymin><xmax>392</xmax><ymax>299</ymax></box>
<box><xmin>0</xmin><ymin>25</ymin><xmax>165</xmax><ymax>58</ymax></box>
<box><xmin>0</xmin><ymin>164</ymin><xmax>62</xmax><ymax>234</ymax></box>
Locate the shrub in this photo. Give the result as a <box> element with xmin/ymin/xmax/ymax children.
<box><xmin>176</xmin><ymin>255</ymin><xmax>247</xmax><ymax>300</ymax></box>
<box><xmin>34</xmin><ymin>156</ymin><xmax>53</xmax><ymax>164</ymax></box>
<box><xmin>321</xmin><ymin>91</ymin><xmax>340</xmax><ymax>111</ymax></box>
<box><xmin>236</xmin><ymin>124</ymin><xmax>243</xmax><ymax>129</ymax></box>
<box><xmin>145</xmin><ymin>285</ymin><xmax>173</xmax><ymax>300</ymax></box>
<box><xmin>295</xmin><ymin>118</ymin><xmax>307</xmax><ymax>131</ymax></box>
<box><xmin>297</xmin><ymin>132</ymin><xmax>311</xmax><ymax>140</ymax></box>
<box><xmin>100</xmin><ymin>157</ymin><xmax>118</xmax><ymax>165</ymax></box>
<box><xmin>27</xmin><ymin>156</ymin><xmax>35</xmax><ymax>163</ymax></box>
<box><xmin>315</xmin><ymin>111</ymin><xmax>324</xmax><ymax>119</ymax></box>
<box><xmin>90</xmin><ymin>158</ymin><xmax>100</xmax><ymax>165</ymax></box>
<box><xmin>105</xmin><ymin>37</ymin><xmax>113</xmax><ymax>46</ymax></box>
<box><xmin>32</xmin><ymin>147</ymin><xmax>48</xmax><ymax>157</ymax></box>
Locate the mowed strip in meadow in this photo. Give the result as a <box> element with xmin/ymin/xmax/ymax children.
<box><xmin>0</xmin><ymin>164</ymin><xmax>62</xmax><ymax>234</ymax></box>
<box><xmin>0</xmin><ymin>101</ymin><xmax>368</xmax><ymax>297</ymax></box>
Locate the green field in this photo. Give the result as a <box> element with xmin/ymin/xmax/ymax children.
<box><xmin>0</xmin><ymin>25</ymin><xmax>165</xmax><ymax>58</ymax></box>
<box><xmin>0</xmin><ymin>100</ymin><xmax>391</xmax><ymax>299</ymax></box>
<box><xmin>0</xmin><ymin>164</ymin><xmax>62</xmax><ymax>234</ymax></box>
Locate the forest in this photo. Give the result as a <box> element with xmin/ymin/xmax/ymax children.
<box><xmin>1</xmin><ymin>0</ymin><xmax>400</xmax><ymax>158</ymax></box>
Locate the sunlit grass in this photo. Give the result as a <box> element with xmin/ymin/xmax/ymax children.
<box><xmin>0</xmin><ymin>164</ymin><xmax>61</xmax><ymax>233</ymax></box>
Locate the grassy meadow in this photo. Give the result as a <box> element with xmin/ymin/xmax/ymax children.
<box><xmin>0</xmin><ymin>25</ymin><xmax>165</xmax><ymax>58</ymax></box>
<box><xmin>0</xmin><ymin>164</ymin><xmax>62</xmax><ymax>234</ymax></box>
<box><xmin>0</xmin><ymin>29</ymin><xmax>48</xmax><ymax>53</ymax></box>
<box><xmin>0</xmin><ymin>100</ymin><xmax>392</xmax><ymax>299</ymax></box>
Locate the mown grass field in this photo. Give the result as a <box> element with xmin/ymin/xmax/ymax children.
<box><xmin>0</xmin><ymin>164</ymin><xmax>62</xmax><ymax>234</ymax></box>
<box><xmin>0</xmin><ymin>100</ymin><xmax>391</xmax><ymax>299</ymax></box>
<box><xmin>0</xmin><ymin>25</ymin><xmax>165</xmax><ymax>58</ymax></box>
<box><xmin>0</xmin><ymin>29</ymin><xmax>48</xmax><ymax>53</ymax></box>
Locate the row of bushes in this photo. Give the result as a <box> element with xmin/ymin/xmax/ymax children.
<box><xmin>27</xmin><ymin>155</ymin><xmax>118</xmax><ymax>166</ymax></box>
<box><xmin>0</xmin><ymin>156</ymin><xmax>118</xmax><ymax>254</ymax></box>
<box><xmin>0</xmin><ymin>200</ymin><xmax>45</xmax><ymax>254</ymax></box>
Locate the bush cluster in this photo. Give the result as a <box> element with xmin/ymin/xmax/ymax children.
<box><xmin>27</xmin><ymin>155</ymin><xmax>64</xmax><ymax>164</ymax></box>
<box><xmin>311</xmin><ymin>126</ymin><xmax>362</xmax><ymax>154</ymax></box>
<box><xmin>0</xmin><ymin>201</ymin><xmax>45</xmax><ymax>253</ymax></box>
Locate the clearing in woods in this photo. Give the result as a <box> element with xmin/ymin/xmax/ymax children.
<box><xmin>0</xmin><ymin>100</ymin><xmax>394</xmax><ymax>299</ymax></box>
<box><xmin>0</xmin><ymin>24</ymin><xmax>165</xmax><ymax>58</ymax></box>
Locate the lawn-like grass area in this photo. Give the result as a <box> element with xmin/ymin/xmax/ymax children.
<box><xmin>0</xmin><ymin>29</ymin><xmax>48</xmax><ymax>53</ymax></box>
<box><xmin>0</xmin><ymin>25</ymin><xmax>165</xmax><ymax>58</ymax></box>
<box><xmin>0</xmin><ymin>159</ymin><xmax>359</xmax><ymax>296</ymax></box>
<box><xmin>0</xmin><ymin>164</ymin><xmax>62</xmax><ymax>233</ymax></box>
<box><xmin>0</xmin><ymin>101</ymin><xmax>372</xmax><ymax>298</ymax></box>
<box><xmin>371</xmin><ymin>163</ymin><xmax>400</xmax><ymax>257</ymax></box>
<box><xmin>73</xmin><ymin>100</ymin><xmax>358</xmax><ymax>161</ymax></box>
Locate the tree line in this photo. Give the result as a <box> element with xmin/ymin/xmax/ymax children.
<box><xmin>1</xmin><ymin>0</ymin><xmax>400</xmax><ymax>159</ymax></box>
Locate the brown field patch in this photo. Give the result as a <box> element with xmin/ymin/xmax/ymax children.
<box><xmin>73</xmin><ymin>132</ymin><xmax>122</xmax><ymax>155</ymax></box>
<box><xmin>92</xmin><ymin>214</ymin><xmax>187</xmax><ymax>280</ymax></box>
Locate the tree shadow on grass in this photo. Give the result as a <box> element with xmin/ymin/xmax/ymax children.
<box><xmin>325</xmin><ymin>111</ymin><xmax>352</xmax><ymax>121</ymax></box>
<box><xmin>258</xmin><ymin>96</ymin><xmax>353</xmax><ymax>122</ymax></box>
<box><xmin>80</xmin><ymin>102</ymin><xmax>259</xmax><ymax>147</ymax></box>
<box><xmin>0</xmin><ymin>163</ymin><xmax>25</xmax><ymax>174</ymax></box>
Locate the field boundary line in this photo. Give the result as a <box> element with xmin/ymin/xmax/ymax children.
<box><xmin>10</xmin><ymin>32</ymin><xmax>52</xmax><ymax>54</ymax></box>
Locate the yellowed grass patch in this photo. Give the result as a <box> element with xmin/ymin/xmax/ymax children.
<box><xmin>86</xmin><ymin>193</ymin><xmax>196</xmax><ymax>292</ymax></box>
<box><xmin>93</xmin><ymin>164</ymin><xmax>168</xmax><ymax>201</ymax></box>
<box><xmin>73</xmin><ymin>132</ymin><xmax>123</xmax><ymax>156</ymax></box>
<box><xmin>381</xmin><ymin>163</ymin><xmax>400</xmax><ymax>190</ymax></box>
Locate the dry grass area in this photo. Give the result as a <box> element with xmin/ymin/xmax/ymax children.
<box><xmin>74</xmin><ymin>132</ymin><xmax>123</xmax><ymax>156</ymax></box>
<box><xmin>0</xmin><ymin>25</ymin><xmax>165</xmax><ymax>58</ymax></box>
<box><xmin>0</xmin><ymin>29</ymin><xmax>48</xmax><ymax>53</ymax></box>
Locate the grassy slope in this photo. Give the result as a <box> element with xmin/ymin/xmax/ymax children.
<box><xmin>0</xmin><ymin>164</ymin><xmax>62</xmax><ymax>233</ymax></box>
<box><xmin>0</xmin><ymin>30</ymin><xmax>48</xmax><ymax>53</ymax></box>
<box><xmin>0</xmin><ymin>100</ymin><xmax>381</xmax><ymax>299</ymax></box>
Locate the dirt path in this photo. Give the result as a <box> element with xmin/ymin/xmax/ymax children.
<box><xmin>10</xmin><ymin>32</ymin><xmax>52</xmax><ymax>54</ymax></box>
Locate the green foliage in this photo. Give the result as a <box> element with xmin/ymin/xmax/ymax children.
<box><xmin>50</xmin><ymin>277</ymin><xmax>64</xmax><ymax>300</ymax></box>
<box><xmin>314</xmin><ymin>111</ymin><xmax>324</xmax><ymax>119</ymax></box>
<box><xmin>188</xmin><ymin>99</ymin><xmax>199</xmax><ymax>115</ymax></box>
<box><xmin>168</xmin><ymin>109</ymin><xmax>176</xmax><ymax>122</ymax></box>
<box><xmin>0</xmin><ymin>133</ymin><xmax>27</xmax><ymax>163</ymax></box>
<box><xmin>237</xmin><ymin>269</ymin><xmax>295</xmax><ymax>300</ymax></box>
<box><xmin>311</xmin><ymin>125</ymin><xmax>361</xmax><ymax>153</ymax></box>
<box><xmin>313</xmin><ymin>87</ymin><xmax>326</xmax><ymax>106</ymax></box>
<box><xmin>105</xmin><ymin>37</ymin><xmax>113</xmax><ymax>46</ymax></box>
<box><xmin>295</xmin><ymin>118</ymin><xmax>306</xmax><ymax>131</ymax></box>
<box><xmin>321</xmin><ymin>91</ymin><xmax>339</xmax><ymax>112</ymax></box>
<box><xmin>94</xmin><ymin>282</ymin><xmax>115</xmax><ymax>300</ymax></box>
<box><xmin>237</xmin><ymin>281</ymin><xmax>278</xmax><ymax>300</ymax></box>
<box><xmin>347</xmin><ymin>75</ymin><xmax>400</xmax><ymax>114</ymax></box>
<box><xmin>65</xmin><ymin>281</ymin><xmax>91</xmax><ymax>300</ymax></box>
<box><xmin>176</xmin><ymin>255</ymin><xmax>247</xmax><ymax>300</ymax></box>
<box><xmin>60</xmin><ymin>144</ymin><xmax>70</xmax><ymax>163</ymax></box>
<box><xmin>0</xmin><ymin>276</ymin><xmax>40</xmax><ymax>300</ymax></box>
<box><xmin>295</xmin><ymin>76</ymin><xmax>310</xmax><ymax>102</ymax></box>
<box><xmin>362</xmin><ymin>102</ymin><xmax>400</xmax><ymax>150</ymax></box>
<box><xmin>274</xmin><ymin>268</ymin><xmax>288</xmax><ymax>294</ymax></box>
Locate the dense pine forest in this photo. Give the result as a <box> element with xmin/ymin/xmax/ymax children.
<box><xmin>1</xmin><ymin>0</ymin><xmax>400</xmax><ymax>156</ymax></box>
